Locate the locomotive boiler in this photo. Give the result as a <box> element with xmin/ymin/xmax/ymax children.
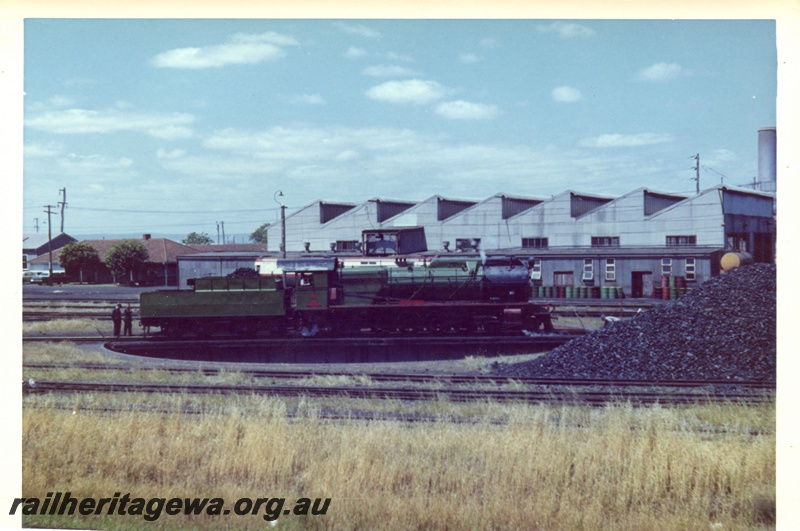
<box><xmin>140</xmin><ymin>256</ymin><xmax>553</xmax><ymax>338</ymax></box>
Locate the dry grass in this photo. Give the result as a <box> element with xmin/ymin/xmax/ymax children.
<box><xmin>22</xmin><ymin>397</ymin><xmax>775</xmax><ymax>530</ymax></box>
<box><xmin>23</xmin><ymin>318</ymin><xmax>113</xmax><ymax>335</ymax></box>
<box><xmin>23</xmin><ymin>342</ymin><xmax>126</xmax><ymax>365</ymax></box>
<box><xmin>21</xmin><ymin>308</ymin><xmax>775</xmax><ymax>529</ymax></box>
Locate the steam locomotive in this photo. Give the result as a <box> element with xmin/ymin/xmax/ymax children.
<box><xmin>140</xmin><ymin>256</ymin><xmax>553</xmax><ymax>338</ymax></box>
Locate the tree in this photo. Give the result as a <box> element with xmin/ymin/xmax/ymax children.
<box><xmin>58</xmin><ymin>242</ymin><xmax>101</xmax><ymax>283</ymax></box>
<box><xmin>183</xmin><ymin>232</ymin><xmax>214</xmax><ymax>245</ymax></box>
<box><xmin>105</xmin><ymin>239</ymin><xmax>149</xmax><ymax>284</ymax></box>
<box><xmin>249</xmin><ymin>223</ymin><xmax>269</xmax><ymax>244</ymax></box>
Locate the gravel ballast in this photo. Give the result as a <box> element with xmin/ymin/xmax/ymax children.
<box><xmin>495</xmin><ymin>264</ymin><xmax>776</xmax><ymax>381</ymax></box>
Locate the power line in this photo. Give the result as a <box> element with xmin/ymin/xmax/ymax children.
<box><xmin>67</xmin><ymin>206</ymin><xmax>285</xmax><ymax>214</ymax></box>
<box><xmin>22</xmin><ymin>205</ymin><xmax>286</xmax><ymax>214</ymax></box>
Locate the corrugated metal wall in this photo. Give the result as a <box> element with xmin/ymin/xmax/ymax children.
<box><xmin>376</xmin><ymin>201</ymin><xmax>415</xmax><ymax>223</ymax></box>
<box><xmin>437</xmin><ymin>199</ymin><xmax>476</xmax><ymax>221</ymax></box>
<box><xmin>319</xmin><ymin>203</ymin><xmax>355</xmax><ymax>224</ymax></box>
<box><xmin>643</xmin><ymin>191</ymin><xmax>685</xmax><ymax>216</ymax></box>
<box><xmin>570</xmin><ymin>193</ymin><xmax>612</xmax><ymax>218</ymax></box>
<box><xmin>501</xmin><ymin>197</ymin><xmax>542</xmax><ymax>219</ymax></box>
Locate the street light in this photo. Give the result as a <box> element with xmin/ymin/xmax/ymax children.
<box><xmin>274</xmin><ymin>191</ymin><xmax>286</xmax><ymax>258</ymax></box>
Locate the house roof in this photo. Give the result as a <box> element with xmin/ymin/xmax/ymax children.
<box><xmin>29</xmin><ymin>237</ymin><xmax>197</xmax><ymax>264</ymax></box>
<box><xmin>23</xmin><ymin>232</ymin><xmax>77</xmax><ymax>253</ymax></box>
<box><xmin>187</xmin><ymin>244</ymin><xmax>268</xmax><ymax>253</ymax></box>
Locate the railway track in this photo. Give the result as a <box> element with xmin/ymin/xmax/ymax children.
<box><xmin>23</xmin><ymin>361</ymin><xmax>776</xmax><ymax>391</ymax></box>
<box><xmin>22</xmin><ymin>375</ymin><xmax>773</xmax><ymax>406</ymax></box>
<box><xmin>21</xmin><ymin>309</ymin><xmax>643</xmax><ymax>323</ymax></box>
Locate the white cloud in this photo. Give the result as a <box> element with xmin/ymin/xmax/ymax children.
<box><xmin>148</xmin><ymin>126</ymin><xmax>194</xmax><ymax>140</ymax></box>
<box><xmin>365</xmin><ymin>79</ymin><xmax>447</xmax><ymax>105</ymax></box>
<box><xmin>551</xmin><ymin>86</ymin><xmax>583</xmax><ymax>103</ymax></box>
<box><xmin>139</xmin><ymin>123</ymin><xmax>689</xmax><ymax>204</ymax></box>
<box><xmin>334</xmin><ymin>22</ymin><xmax>381</xmax><ymax>39</ymax></box>
<box><xmin>459</xmin><ymin>54</ymin><xmax>481</xmax><ymax>64</ymax></box>
<box><xmin>479</xmin><ymin>38</ymin><xmax>498</xmax><ymax>49</ymax></box>
<box><xmin>345</xmin><ymin>46</ymin><xmax>367</xmax><ymax>59</ymax></box>
<box><xmin>290</xmin><ymin>94</ymin><xmax>326</xmax><ymax>105</ymax></box>
<box><xmin>156</xmin><ymin>148</ymin><xmax>187</xmax><ymax>159</ymax></box>
<box><xmin>158</xmin><ymin>153</ymin><xmax>282</xmax><ymax>179</ymax></box>
<box><xmin>710</xmin><ymin>148</ymin><xmax>737</xmax><ymax>162</ymax></box>
<box><xmin>435</xmin><ymin>100</ymin><xmax>499</xmax><ymax>120</ymax></box>
<box><xmin>150</xmin><ymin>31</ymin><xmax>298</xmax><ymax>69</ymax></box>
<box><xmin>26</xmin><ymin>95</ymin><xmax>76</xmax><ymax>112</ymax></box>
<box><xmin>24</xmin><ymin>142</ymin><xmax>64</xmax><ymax>158</ymax></box>
<box><xmin>362</xmin><ymin>65</ymin><xmax>418</xmax><ymax>77</ymax></box>
<box><xmin>537</xmin><ymin>22</ymin><xmax>596</xmax><ymax>38</ymax></box>
<box><xmin>49</xmin><ymin>95</ymin><xmax>74</xmax><ymax>107</ymax></box>
<box><xmin>334</xmin><ymin>150</ymin><xmax>360</xmax><ymax>161</ymax></box>
<box><xmin>579</xmin><ymin>133</ymin><xmax>674</xmax><ymax>148</ymax></box>
<box><xmin>230</xmin><ymin>31</ymin><xmax>299</xmax><ymax>47</ymax></box>
<box><xmin>383</xmin><ymin>51</ymin><xmax>414</xmax><ymax>63</ymax></box>
<box><xmin>636</xmin><ymin>62</ymin><xmax>684</xmax><ymax>82</ymax></box>
<box><xmin>25</xmin><ymin>107</ymin><xmax>195</xmax><ymax>139</ymax></box>
<box><xmin>59</xmin><ymin>153</ymin><xmax>135</xmax><ymax>176</ymax></box>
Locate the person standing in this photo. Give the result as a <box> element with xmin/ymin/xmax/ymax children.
<box><xmin>111</xmin><ymin>304</ymin><xmax>122</xmax><ymax>337</ymax></box>
<box><xmin>123</xmin><ymin>304</ymin><xmax>133</xmax><ymax>337</ymax></box>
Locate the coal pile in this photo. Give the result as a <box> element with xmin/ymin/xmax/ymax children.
<box><xmin>496</xmin><ymin>264</ymin><xmax>776</xmax><ymax>381</ymax></box>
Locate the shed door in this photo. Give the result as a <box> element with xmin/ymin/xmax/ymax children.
<box><xmin>631</xmin><ymin>271</ymin><xmax>653</xmax><ymax>298</ymax></box>
<box><xmin>553</xmin><ymin>272</ymin><xmax>574</xmax><ymax>287</ymax></box>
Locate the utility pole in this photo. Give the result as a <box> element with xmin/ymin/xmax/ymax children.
<box><xmin>221</xmin><ymin>221</ymin><xmax>226</xmax><ymax>245</ymax></box>
<box><xmin>281</xmin><ymin>205</ymin><xmax>286</xmax><ymax>258</ymax></box>
<box><xmin>274</xmin><ymin>190</ymin><xmax>286</xmax><ymax>258</ymax></box>
<box><xmin>216</xmin><ymin>222</ymin><xmax>220</xmax><ymax>244</ymax></box>
<box><xmin>58</xmin><ymin>187</ymin><xmax>67</xmax><ymax>233</ymax></box>
<box><xmin>34</xmin><ymin>218</ymin><xmax>39</xmax><ymax>233</ymax></box>
<box><xmin>693</xmin><ymin>153</ymin><xmax>700</xmax><ymax>194</ymax></box>
<box><xmin>44</xmin><ymin>205</ymin><xmax>55</xmax><ymax>281</ymax></box>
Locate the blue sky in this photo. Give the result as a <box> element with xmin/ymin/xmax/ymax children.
<box><xmin>21</xmin><ymin>18</ymin><xmax>777</xmax><ymax>240</ymax></box>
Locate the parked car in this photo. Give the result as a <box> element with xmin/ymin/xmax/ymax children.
<box><xmin>22</xmin><ymin>271</ymin><xmax>46</xmax><ymax>283</ymax></box>
<box><xmin>23</xmin><ymin>271</ymin><xmax>67</xmax><ymax>285</ymax></box>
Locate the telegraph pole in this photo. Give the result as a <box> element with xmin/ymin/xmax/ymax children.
<box><xmin>693</xmin><ymin>154</ymin><xmax>700</xmax><ymax>194</ymax></box>
<box><xmin>58</xmin><ymin>187</ymin><xmax>67</xmax><ymax>233</ymax></box>
<box><xmin>34</xmin><ymin>218</ymin><xmax>39</xmax><ymax>233</ymax></box>
<box><xmin>44</xmin><ymin>205</ymin><xmax>55</xmax><ymax>281</ymax></box>
<box><xmin>221</xmin><ymin>221</ymin><xmax>226</xmax><ymax>245</ymax></box>
<box><xmin>281</xmin><ymin>205</ymin><xmax>286</xmax><ymax>258</ymax></box>
<box><xmin>274</xmin><ymin>190</ymin><xmax>286</xmax><ymax>258</ymax></box>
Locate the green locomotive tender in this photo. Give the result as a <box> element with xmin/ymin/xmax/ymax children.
<box><xmin>140</xmin><ymin>256</ymin><xmax>553</xmax><ymax>337</ymax></box>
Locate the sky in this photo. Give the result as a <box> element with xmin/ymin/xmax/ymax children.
<box><xmin>21</xmin><ymin>17</ymin><xmax>778</xmax><ymax>240</ymax></box>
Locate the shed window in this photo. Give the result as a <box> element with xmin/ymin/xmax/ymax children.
<box><xmin>530</xmin><ymin>259</ymin><xmax>542</xmax><ymax>281</ymax></box>
<box><xmin>727</xmin><ymin>233</ymin><xmax>749</xmax><ymax>252</ymax></box>
<box><xmin>591</xmin><ymin>236</ymin><xmax>619</xmax><ymax>247</ymax></box>
<box><xmin>605</xmin><ymin>259</ymin><xmax>616</xmax><ymax>281</ymax></box>
<box><xmin>666</xmin><ymin>235</ymin><xmax>697</xmax><ymax>246</ymax></box>
<box><xmin>685</xmin><ymin>258</ymin><xmax>696</xmax><ymax>281</ymax></box>
<box><xmin>661</xmin><ymin>258</ymin><xmax>673</xmax><ymax>276</ymax></box>
<box><xmin>522</xmin><ymin>237</ymin><xmax>549</xmax><ymax>249</ymax></box>
<box><xmin>335</xmin><ymin>240</ymin><xmax>358</xmax><ymax>252</ymax></box>
<box><xmin>582</xmin><ymin>259</ymin><xmax>594</xmax><ymax>281</ymax></box>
